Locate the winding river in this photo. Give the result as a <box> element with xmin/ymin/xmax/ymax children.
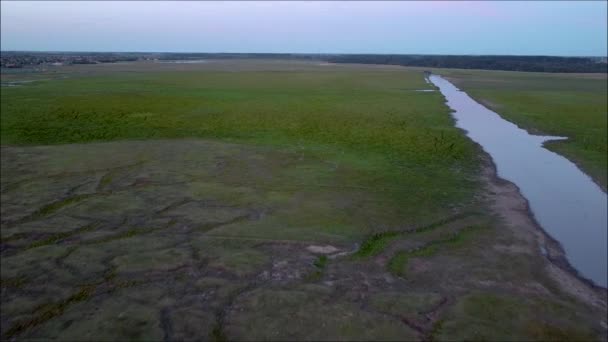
<box><xmin>429</xmin><ymin>75</ymin><xmax>608</xmax><ymax>288</ymax></box>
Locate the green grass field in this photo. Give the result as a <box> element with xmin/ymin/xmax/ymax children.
<box><xmin>437</xmin><ymin>69</ymin><xmax>608</xmax><ymax>189</ymax></box>
<box><xmin>1</xmin><ymin>62</ymin><xmax>481</xmax><ymax>225</ymax></box>
<box><xmin>1</xmin><ymin>61</ymin><xmax>606</xmax><ymax>341</ymax></box>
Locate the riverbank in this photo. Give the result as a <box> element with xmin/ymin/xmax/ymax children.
<box><xmin>429</xmin><ymin>74</ymin><xmax>607</xmax><ymax>288</ymax></box>
<box><xmin>480</xmin><ymin>153</ymin><xmax>606</xmax><ymax>306</ymax></box>
<box><xmin>429</xmin><ymin>75</ymin><xmax>608</xmax><ymax>287</ymax></box>
<box><xmin>435</xmin><ymin>68</ymin><xmax>607</xmax><ymax>191</ymax></box>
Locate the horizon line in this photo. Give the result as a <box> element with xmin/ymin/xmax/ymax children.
<box><xmin>2</xmin><ymin>50</ymin><xmax>607</xmax><ymax>58</ymax></box>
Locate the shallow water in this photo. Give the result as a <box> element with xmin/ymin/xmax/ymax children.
<box><xmin>429</xmin><ymin>75</ymin><xmax>608</xmax><ymax>287</ymax></box>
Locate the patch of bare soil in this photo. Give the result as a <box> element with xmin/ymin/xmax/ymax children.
<box><xmin>306</xmin><ymin>245</ymin><xmax>340</xmax><ymax>254</ymax></box>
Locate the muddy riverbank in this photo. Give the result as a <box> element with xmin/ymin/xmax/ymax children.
<box><xmin>430</xmin><ymin>74</ymin><xmax>608</xmax><ymax>288</ymax></box>
<box><xmin>480</xmin><ymin>154</ymin><xmax>606</xmax><ymax>308</ymax></box>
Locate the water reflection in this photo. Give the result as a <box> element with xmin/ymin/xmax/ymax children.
<box><xmin>430</xmin><ymin>75</ymin><xmax>607</xmax><ymax>287</ymax></box>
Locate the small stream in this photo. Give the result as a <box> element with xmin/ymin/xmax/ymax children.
<box><xmin>429</xmin><ymin>75</ymin><xmax>607</xmax><ymax>288</ymax></box>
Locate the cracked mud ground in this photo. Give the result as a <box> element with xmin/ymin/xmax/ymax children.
<box><xmin>1</xmin><ymin>139</ymin><xmax>607</xmax><ymax>341</ymax></box>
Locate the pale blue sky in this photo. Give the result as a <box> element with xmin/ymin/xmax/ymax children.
<box><xmin>1</xmin><ymin>1</ymin><xmax>606</xmax><ymax>56</ymax></box>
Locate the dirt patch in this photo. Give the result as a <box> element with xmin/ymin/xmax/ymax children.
<box><xmin>306</xmin><ymin>245</ymin><xmax>340</xmax><ymax>254</ymax></box>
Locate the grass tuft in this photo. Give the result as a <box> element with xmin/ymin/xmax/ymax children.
<box><xmin>305</xmin><ymin>255</ymin><xmax>329</xmax><ymax>282</ymax></box>
<box><xmin>355</xmin><ymin>232</ymin><xmax>401</xmax><ymax>258</ymax></box>
<box><xmin>313</xmin><ymin>255</ymin><xmax>328</xmax><ymax>269</ymax></box>
<box><xmin>387</xmin><ymin>225</ymin><xmax>487</xmax><ymax>277</ymax></box>
<box><xmin>355</xmin><ymin>212</ymin><xmax>478</xmax><ymax>258</ymax></box>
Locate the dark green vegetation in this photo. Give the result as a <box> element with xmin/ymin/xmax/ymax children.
<box><xmin>1</xmin><ymin>61</ymin><xmax>607</xmax><ymax>340</ymax></box>
<box><xmin>327</xmin><ymin>55</ymin><xmax>608</xmax><ymax>73</ymax></box>
<box><xmin>386</xmin><ymin>225</ymin><xmax>486</xmax><ymax>277</ymax></box>
<box><xmin>354</xmin><ymin>212</ymin><xmax>477</xmax><ymax>258</ymax></box>
<box><xmin>438</xmin><ymin>69</ymin><xmax>608</xmax><ymax>189</ymax></box>
<box><xmin>4</xmin><ymin>51</ymin><xmax>606</xmax><ymax>72</ymax></box>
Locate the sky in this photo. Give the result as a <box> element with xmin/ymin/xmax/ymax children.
<box><xmin>1</xmin><ymin>1</ymin><xmax>607</xmax><ymax>56</ymax></box>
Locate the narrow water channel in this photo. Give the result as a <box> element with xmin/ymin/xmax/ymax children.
<box><xmin>429</xmin><ymin>75</ymin><xmax>608</xmax><ymax>288</ymax></box>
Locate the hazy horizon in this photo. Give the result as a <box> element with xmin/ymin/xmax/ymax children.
<box><xmin>2</xmin><ymin>1</ymin><xmax>607</xmax><ymax>57</ymax></box>
<box><xmin>2</xmin><ymin>50</ymin><xmax>606</xmax><ymax>58</ymax></box>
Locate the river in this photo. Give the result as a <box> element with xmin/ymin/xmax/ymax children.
<box><xmin>429</xmin><ymin>74</ymin><xmax>608</xmax><ymax>288</ymax></box>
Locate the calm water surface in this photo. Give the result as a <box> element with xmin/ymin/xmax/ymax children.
<box><xmin>429</xmin><ymin>75</ymin><xmax>608</xmax><ymax>287</ymax></box>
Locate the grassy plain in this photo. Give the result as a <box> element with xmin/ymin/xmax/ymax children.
<box><xmin>1</xmin><ymin>60</ymin><xmax>606</xmax><ymax>340</ymax></box>
<box><xmin>1</xmin><ymin>61</ymin><xmax>481</xmax><ymax>225</ymax></box>
<box><xmin>436</xmin><ymin>69</ymin><xmax>608</xmax><ymax>189</ymax></box>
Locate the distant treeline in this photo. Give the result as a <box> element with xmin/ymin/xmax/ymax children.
<box><xmin>324</xmin><ymin>55</ymin><xmax>608</xmax><ymax>73</ymax></box>
<box><xmin>146</xmin><ymin>53</ymin><xmax>608</xmax><ymax>73</ymax></box>
<box><xmin>151</xmin><ymin>53</ymin><xmax>608</xmax><ymax>73</ymax></box>
<box><xmin>156</xmin><ymin>53</ymin><xmax>325</xmax><ymax>60</ymax></box>
<box><xmin>2</xmin><ymin>51</ymin><xmax>606</xmax><ymax>73</ymax></box>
